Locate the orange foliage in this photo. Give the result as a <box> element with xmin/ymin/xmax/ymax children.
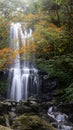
<box><xmin>0</xmin><ymin>42</ymin><xmax>36</xmax><ymax>70</ymax></box>
<box><xmin>42</xmin><ymin>48</ymin><xmax>47</xmax><ymax>52</ymax></box>
<box><xmin>18</xmin><ymin>42</ymin><xmax>36</xmax><ymax>55</ymax></box>
<box><xmin>0</xmin><ymin>48</ymin><xmax>12</xmax><ymax>69</ymax></box>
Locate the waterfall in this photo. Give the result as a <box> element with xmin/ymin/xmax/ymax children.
<box><xmin>7</xmin><ymin>22</ymin><xmax>39</xmax><ymax>102</ymax></box>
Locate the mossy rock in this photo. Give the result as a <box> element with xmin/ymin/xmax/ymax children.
<box><xmin>0</xmin><ymin>116</ymin><xmax>5</xmax><ymax>125</ymax></box>
<box><xmin>12</xmin><ymin>114</ymin><xmax>56</xmax><ymax>130</ymax></box>
<box><xmin>0</xmin><ymin>125</ymin><xmax>13</xmax><ymax>130</ymax></box>
<box><xmin>16</xmin><ymin>105</ymin><xmax>32</xmax><ymax>114</ymax></box>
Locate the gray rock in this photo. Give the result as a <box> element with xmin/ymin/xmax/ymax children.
<box><xmin>9</xmin><ymin>112</ymin><xmax>16</xmax><ymax>120</ymax></box>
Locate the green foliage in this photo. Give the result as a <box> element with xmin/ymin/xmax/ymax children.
<box><xmin>55</xmin><ymin>0</ymin><xmax>62</xmax><ymax>5</ymax></box>
<box><xmin>0</xmin><ymin>0</ymin><xmax>73</xmax><ymax>101</ymax></box>
<box><xmin>36</xmin><ymin>55</ymin><xmax>73</xmax><ymax>86</ymax></box>
<box><xmin>36</xmin><ymin>54</ymin><xmax>73</xmax><ymax>102</ymax></box>
<box><xmin>0</xmin><ymin>80</ymin><xmax>7</xmax><ymax>96</ymax></box>
<box><xmin>64</xmin><ymin>83</ymin><xmax>73</xmax><ymax>101</ymax></box>
<box><xmin>0</xmin><ymin>17</ymin><xmax>9</xmax><ymax>49</ymax></box>
<box><xmin>34</xmin><ymin>22</ymin><xmax>72</xmax><ymax>58</ymax></box>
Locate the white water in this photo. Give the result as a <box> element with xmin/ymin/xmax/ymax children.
<box><xmin>48</xmin><ymin>106</ymin><xmax>73</xmax><ymax>130</ymax></box>
<box><xmin>8</xmin><ymin>23</ymin><xmax>39</xmax><ymax>102</ymax></box>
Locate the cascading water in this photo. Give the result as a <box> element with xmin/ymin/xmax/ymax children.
<box><xmin>7</xmin><ymin>22</ymin><xmax>39</xmax><ymax>102</ymax></box>
<box><xmin>48</xmin><ymin>106</ymin><xmax>73</xmax><ymax>130</ymax></box>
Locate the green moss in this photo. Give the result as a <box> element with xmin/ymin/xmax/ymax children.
<box><xmin>12</xmin><ymin>114</ymin><xmax>56</xmax><ymax>130</ymax></box>
<box><xmin>64</xmin><ymin>83</ymin><xmax>73</xmax><ymax>102</ymax></box>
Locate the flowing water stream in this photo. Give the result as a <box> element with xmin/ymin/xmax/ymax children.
<box><xmin>7</xmin><ymin>23</ymin><xmax>39</xmax><ymax>102</ymax></box>
<box><xmin>48</xmin><ymin>106</ymin><xmax>73</xmax><ymax>130</ymax></box>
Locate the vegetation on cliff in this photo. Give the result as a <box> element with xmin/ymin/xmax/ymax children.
<box><xmin>0</xmin><ymin>0</ymin><xmax>73</xmax><ymax>101</ymax></box>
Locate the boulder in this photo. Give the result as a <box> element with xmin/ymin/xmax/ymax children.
<box><xmin>16</xmin><ymin>105</ymin><xmax>32</xmax><ymax>115</ymax></box>
<box><xmin>9</xmin><ymin>112</ymin><xmax>16</xmax><ymax>120</ymax></box>
<box><xmin>30</xmin><ymin>103</ymin><xmax>41</xmax><ymax>114</ymax></box>
<box><xmin>0</xmin><ymin>101</ymin><xmax>12</xmax><ymax>115</ymax></box>
<box><xmin>0</xmin><ymin>125</ymin><xmax>13</xmax><ymax>130</ymax></box>
<box><xmin>3</xmin><ymin>114</ymin><xmax>10</xmax><ymax>127</ymax></box>
<box><xmin>28</xmin><ymin>97</ymin><xmax>38</xmax><ymax>103</ymax></box>
<box><xmin>16</xmin><ymin>99</ymin><xmax>41</xmax><ymax>115</ymax></box>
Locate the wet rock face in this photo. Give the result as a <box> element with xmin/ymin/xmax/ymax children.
<box><xmin>0</xmin><ymin>71</ymin><xmax>5</xmax><ymax>80</ymax></box>
<box><xmin>57</xmin><ymin>102</ymin><xmax>73</xmax><ymax>115</ymax></box>
<box><xmin>0</xmin><ymin>71</ymin><xmax>8</xmax><ymax>99</ymax></box>
<box><xmin>39</xmin><ymin>70</ymin><xmax>57</xmax><ymax>92</ymax></box>
<box><xmin>38</xmin><ymin>70</ymin><xmax>58</xmax><ymax>102</ymax></box>
<box><xmin>69</xmin><ymin>114</ymin><xmax>73</xmax><ymax>123</ymax></box>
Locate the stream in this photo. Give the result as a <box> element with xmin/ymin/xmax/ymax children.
<box><xmin>47</xmin><ymin>106</ymin><xmax>73</xmax><ymax>130</ymax></box>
